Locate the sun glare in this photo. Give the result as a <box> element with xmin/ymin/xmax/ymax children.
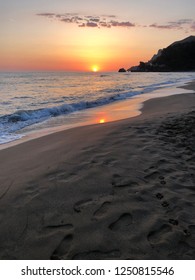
<box><xmin>92</xmin><ymin>65</ymin><xmax>99</xmax><ymax>72</ymax></box>
<box><xmin>99</xmin><ymin>118</ymin><xmax>105</xmax><ymax>124</ymax></box>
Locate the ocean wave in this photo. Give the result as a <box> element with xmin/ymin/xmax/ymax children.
<box><xmin>0</xmin><ymin>77</ymin><xmax>182</xmax><ymax>136</ymax></box>
<box><xmin>0</xmin><ymin>90</ymin><xmax>140</xmax><ymax>134</ymax></box>
<box><xmin>7</xmin><ymin>104</ymin><xmax>74</xmax><ymax>123</ymax></box>
<box><xmin>0</xmin><ymin>133</ymin><xmax>24</xmax><ymax>145</ymax></box>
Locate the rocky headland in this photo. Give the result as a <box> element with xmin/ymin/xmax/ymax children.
<box><xmin>119</xmin><ymin>36</ymin><xmax>195</xmax><ymax>72</ymax></box>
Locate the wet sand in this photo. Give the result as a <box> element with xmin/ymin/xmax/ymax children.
<box><xmin>0</xmin><ymin>82</ymin><xmax>194</xmax><ymax>260</ymax></box>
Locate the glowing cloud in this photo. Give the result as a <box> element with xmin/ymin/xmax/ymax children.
<box><xmin>37</xmin><ymin>13</ymin><xmax>136</xmax><ymax>29</ymax></box>
<box><xmin>37</xmin><ymin>12</ymin><xmax>195</xmax><ymax>32</ymax></box>
<box><xmin>149</xmin><ymin>19</ymin><xmax>194</xmax><ymax>30</ymax></box>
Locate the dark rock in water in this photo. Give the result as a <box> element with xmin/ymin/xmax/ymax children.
<box><xmin>128</xmin><ymin>35</ymin><xmax>195</xmax><ymax>72</ymax></box>
<box><xmin>118</xmin><ymin>68</ymin><xmax>126</xmax><ymax>72</ymax></box>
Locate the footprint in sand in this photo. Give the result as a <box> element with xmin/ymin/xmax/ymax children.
<box><xmin>43</xmin><ymin>212</ymin><xmax>74</xmax><ymax>230</ymax></box>
<box><xmin>159</xmin><ymin>176</ymin><xmax>165</xmax><ymax>180</ymax></box>
<box><xmin>103</xmin><ymin>158</ymin><xmax>117</xmax><ymax>167</ymax></box>
<box><xmin>73</xmin><ymin>199</ymin><xmax>94</xmax><ymax>213</ymax></box>
<box><xmin>156</xmin><ymin>193</ymin><xmax>164</xmax><ymax>200</ymax></box>
<box><xmin>183</xmin><ymin>225</ymin><xmax>195</xmax><ymax>238</ymax></box>
<box><xmin>111</xmin><ymin>174</ymin><xmax>138</xmax><ymax>189</ymax></box>
<box><xmin>50</xmin><ymin>234</ymin><xmax>73</xmax><ymax>260</ymax></box>
<box><xmin>46</xmin><ymin>223</ymin><xmax>73</xmax><ymax>230</ymax></box>
<box><xmin>183</xmin><ymin>229</ymin><xmax>191</xmax><ymax>237</ymax></box>
<box><xmin>93</xmin><ymin>202</ymin><xmax>111</xmax><ymax>218</ymax></box>
<box><xmin>147</xmin><ymin>224</ymin><xmax>172</xmax><ymax>245</ymax></box>
<box><xmin>159</xmin><ymin>175</ymin><xmax>167</xmax><ymax>185</ymax></box>
<box><xmin>169</xmin><ymin>219</ymin><xmax>179</xmax><ymax>226</ymax></box>
<box><xmin>161</xmin><ymin>201</ymin><xmax>169</xmax><ymax>207</ymax></box>
<box><xmin>112</xmin><ymin>181</ymin><xmax>130</xmax><ymax>188</ymax></box>
<box><xmin>47</xmin><ymin>169</ymin><xmax>78</xmax><ymax>183</ymax></box>
<box><xmin>160</xmin><ymin>180</ymin><xmax>166</xmax><ymax>185</ymax></box>
<box><xmin>109</xmin><ymin>213</ymin><xmax>132</xmax><ymax>232</ymax></box>
<box><xmin>144</xmin><ymin>171</ymin><xmax>160</xmax><ymax>180</ymax></box>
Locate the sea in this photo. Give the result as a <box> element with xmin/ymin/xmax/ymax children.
<box><xmin>0</xmin><ymin>71</ymin><xmax>195</xmax><ymax>145</ymax></box>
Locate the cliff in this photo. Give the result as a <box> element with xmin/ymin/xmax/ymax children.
<box><xmin>128</xmin><ymin>36</ymin><xmax>195</xmax><ymax>72</ymax></box>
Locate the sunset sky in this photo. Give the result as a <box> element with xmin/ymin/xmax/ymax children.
<box><xmin>1</xmin><ymin>0</ymin><xmax>195</xmax><ymax>72</ymax></box>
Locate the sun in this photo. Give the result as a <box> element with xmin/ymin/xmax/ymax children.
<box><xmin>92</xmin><ymin>65</ymin><xmax>99</xmax><ymax>72</ymax></box>
<box><xmin>99</xmin><ymin>118</ymin><xmax>105</xmax><ymax>123</ymax></box>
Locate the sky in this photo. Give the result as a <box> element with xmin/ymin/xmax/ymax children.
<box><xmin>1</xmin><ymin>0</ymin><xmax>195</xmax><ymax>72</ymax></box>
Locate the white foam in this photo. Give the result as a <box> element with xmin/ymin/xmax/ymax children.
<box><xmin>0</xmin><ymin>133</ymin><xmax>24</xmax><ymax>145</ymax></box>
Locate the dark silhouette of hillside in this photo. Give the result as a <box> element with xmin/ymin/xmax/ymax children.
<box><xmin>128</xmin><ymin>36</ymin><xmax>195</xmax><ymax>72</ymax></box>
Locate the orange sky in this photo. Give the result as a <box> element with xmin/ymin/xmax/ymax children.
<box><xmin>1</xmin><ymin>0</ymin><xmax>195</xmax><ymax>71</ymax></box>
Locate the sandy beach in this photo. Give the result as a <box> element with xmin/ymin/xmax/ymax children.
<box><xmin>0</xmin><ymin>82</ymin><xmax>194</xmax><ymax>260</ymax></box>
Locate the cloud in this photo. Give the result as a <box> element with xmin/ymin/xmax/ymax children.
<box><xmin>37</xmin><ymin>12</ymin><xmax>194</xmax><ymax>32</ymax></box>
<box><xmin>110</xmin><ymin>21</ymin><xmax>135</xmax><ymax>27</ymax></box>
<box><xmin>174</xmin><ymin>19</ymin><xmax>193</xmax><ymax>24</ymax></box>
<box><xmin>101</xmin><ymin>14</ymin><xmax>117</xmax><ymax>18</ymax></box>
<box><xmin>89</xmin><ymin>18</ymin><xmax>100</xmax><ymax>22</ymax></box>
<box><xmin>99</xmin><ymin>21</ymin><xmax>111</xmax><ymax>28</ymax></box>
<box><xmin>149</xmin><ymin>19</ymin><xmax>194</xmax><ymax>30</ymax></box>
<box><xmin>149</xmin><ymin>23</ymin><xmax>175</xmax><ymax>29</ymax></box>
<box><xmin>37</xmin><ymin>13</ymin><xmax>55</xmax><ymax>17</ymax></box>
<box><xmin>37</xmin><ymin>12</ymin><xmax>136</xmax><ymax>29</ymax></box>
<box><xmin>86</xmin><ymin>22</ymin><xmax>98</xmax><ymax>27</ymax></box>
<box><xmin>78</xmin><ymin>23</ymin><xmax>86</xmax><ymax>28</ymax></box>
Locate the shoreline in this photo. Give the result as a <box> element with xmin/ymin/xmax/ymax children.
<box><xmin>0</xmin><ymin>81</ymin><xmax>194</xmax><ymax>151</ymax></box>
<box><xmin>0</xmin><ymin>81</ymin><xmax>194</xmax><ymax>260</ymax></box>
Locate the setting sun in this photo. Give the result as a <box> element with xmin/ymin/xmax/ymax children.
<box><xmin>92</xmin><ymin>65</ymin><xmax>99</xmax><ymax>72</ymax></box>
<box><xmin>99</xmin><ymin>118</ymin><xmax>105</xmax><ymax>123</ymax></box>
